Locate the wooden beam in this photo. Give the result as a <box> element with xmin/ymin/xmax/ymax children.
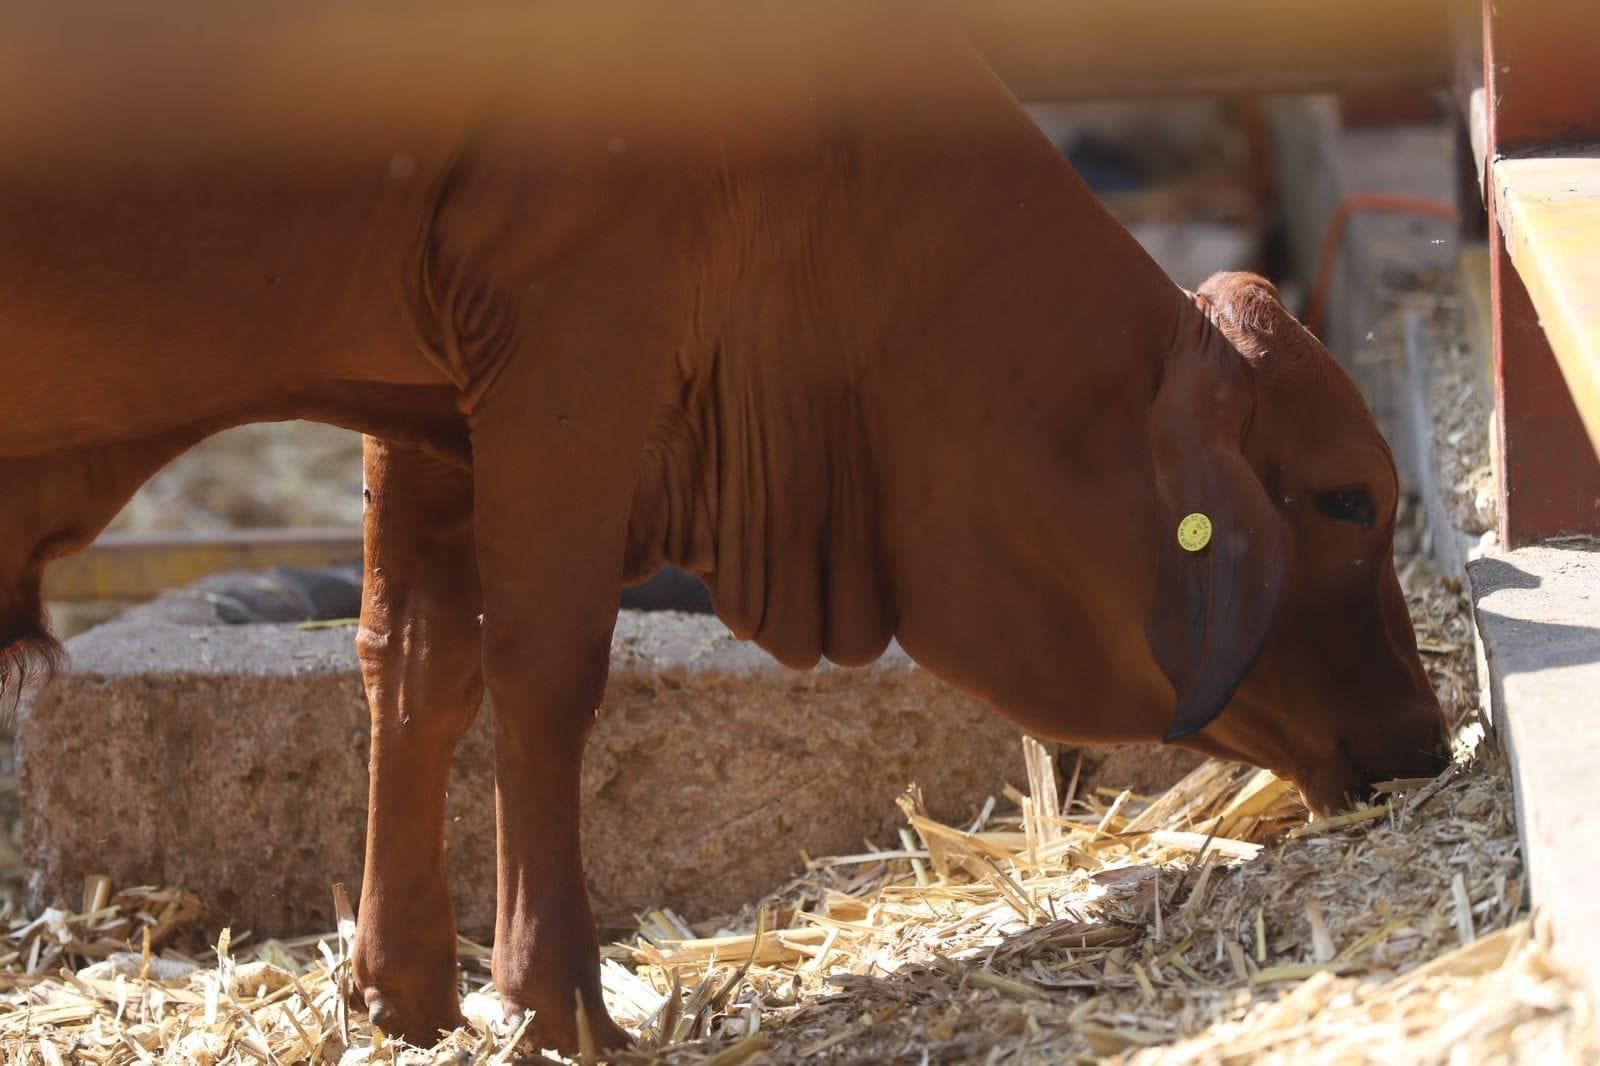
<box><xmin>44</xmin><ymin>529</ymin><xmax>361</xmax><ymax>603</ymax></box>
<box><xmin>1457</xmin><ymin>244</ymin><xmax>1494</xmax><ymax>399</ymax></box>
<box><xmin>1481</xmin><ymin>3</ymin><xmax>1600</xmax><ymax>150</ymax></box>
<box><xmin>955</xmin><ymin>0</ymin><xmax>1450</xmax><ymax>101</ymax></box>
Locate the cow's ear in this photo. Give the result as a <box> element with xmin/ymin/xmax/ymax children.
<box><xmin>1146</xmin><ymin>318</ymin><xmax>1292</xmax><ymax>742</ymax></box>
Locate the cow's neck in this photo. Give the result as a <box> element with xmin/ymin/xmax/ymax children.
<box><xmin>861</xmin><ymin>145</ymin><xmax>1192</xmax><ymax>733</ymax></box>
<box><xmin>635</xmin><ymin>45</ymin><xmax>1193</xmax><ymax>724</ymax></box>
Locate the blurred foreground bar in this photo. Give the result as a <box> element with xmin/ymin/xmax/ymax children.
<box><xmin>0</xmin><ymin>0</ymin><xmax>1453</xmax><ymax>141</ymax></box>
<box><xmin>958</xmin><ymin>0</ymin><xmax>1450</xmax><ymax>100</ymax></box>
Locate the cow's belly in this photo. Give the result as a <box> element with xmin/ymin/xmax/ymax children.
<box><xmin>0</xmin><ymin>4</ymin><xmax>506</xmax><ymax>448</ymax></box>
<box><xmin>0</xmin><ymin>158</ymin><xmax>452</xmax><ymax>448</ymax></box>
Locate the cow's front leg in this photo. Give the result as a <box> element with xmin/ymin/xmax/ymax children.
<box><xmin>350</xmin><ymin>437</ymin><xmax>483</xmax><ymax>1046</ymax></box>
<box><xmin>464</xmin><ymin>365</ymin><xmax>656</xmax><ymax>1054</ymax></box>
<box><xmin>472</xmin><ymin>553</ymin><xmax>633</xmax><ymax>1051</ymax></box>
<box><xmin>483</xmin><ymin>637</ymin><xmax>626</xmax><ymax>1053</ymax></box>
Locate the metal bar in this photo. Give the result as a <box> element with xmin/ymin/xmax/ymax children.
<box><xmin>1480</xmin><ymin>0</ymin><xmax>1600</xmax><ymax>545</ymax></box>
<box><xmin>957</xmin><ymin>0</ymin><xmax>1450</xmax><ymax>101</ymax></box>
<box><xmin>44</xmin><ymin>528</ymin><xmax>361</xmax><ymax>603</ymax></box>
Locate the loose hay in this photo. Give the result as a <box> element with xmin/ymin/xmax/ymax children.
<box><xmin>2</xmin><ymin>549</ymin><xmax>1593</xmax><ymax>1063</ymax></box>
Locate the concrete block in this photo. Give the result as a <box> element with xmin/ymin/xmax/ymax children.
<box><xmin>1468</xmin><ymin>545</ymin><xmax>1600</xmax><ymax>1007</ymax></box>
<box><xmin>20</xmin><ymin>594</ymin><xmax>1043</xmax><ymax>937</ymax></box>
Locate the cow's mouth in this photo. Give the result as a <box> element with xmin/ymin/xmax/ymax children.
<box><xmin>1291</xmin><ymin>738</ymin><xmax>1380</xmax><ymax>816</ymax></box>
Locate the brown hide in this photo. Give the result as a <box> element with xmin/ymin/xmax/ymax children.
<box><xmin>1184</xmin><ymin>274</ymin><xmax>1448</xmax><ymax>812</ymax></box>
<box><xmin>0</xmin><ymin>1</ymin><xmax>1445</xmax><ymax>1050</ymax></box>
<box><xmin>1147</xmin><ymin>301</ymin><xmax>1293</xmax><ymax>743</ymax></box>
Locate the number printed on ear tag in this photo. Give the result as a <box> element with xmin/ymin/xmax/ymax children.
<box><xmin>1177</xmin><ymin>512</ymin><xmax>1213</xmax><ymax>552</ymax></box>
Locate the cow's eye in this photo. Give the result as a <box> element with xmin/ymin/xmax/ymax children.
<box><xmin>1314</xmin><ymin>488</ymin><xmax>1376</xmax><ymax>528</ymax></box>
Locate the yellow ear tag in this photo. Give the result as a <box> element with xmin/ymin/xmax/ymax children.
<box><xmin>1177</xmin><ymin>512</ymin><xmax>1213</xmax><ymax>552</ymax></box>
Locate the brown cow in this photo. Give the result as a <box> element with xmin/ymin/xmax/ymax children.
<box><xmin>2</xmin><ymin>1</ymin><xmax>1447</xmax><ymax>1052</ymax></box>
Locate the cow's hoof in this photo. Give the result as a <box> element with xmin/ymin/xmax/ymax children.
<box><xmin>586</xmin><ymin>1015</ymin><xmax>635</xmax><ymax>1054</ymax></box>
<box><xmin>351</xmin><ymin>986</ymin><xmax>464</xmax><ymax>1048</ymax></box>
<box><xmin>500</xmin><ymin>1003</ymin><xmax>633</xmax><ymax>1057</ymax></box>
<box><xmin>548</xmin><ymin>1014</ymin><xmax>634</xmax><ymax>1057</ymax></box>
<box><xmin>367</xmin><ymin>997</ymin><xmax>396</xmax><ymax>1031</ymax></box>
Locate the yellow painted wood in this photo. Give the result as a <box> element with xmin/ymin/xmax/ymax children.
<box><xmin>44</xmin><ymin>529</ymin><xmax>361</xmax><ymax>603</ymax></box>
<box><xmin>1494</xmin><ymin>154</ymin><xmax>1600</xmax><ymax>456</ymax></box>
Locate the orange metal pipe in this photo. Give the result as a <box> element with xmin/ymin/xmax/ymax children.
<box><xmin>1303</xmin><ymin>193</ymin><xmax>1458</xmax><ymax>337</ymax></box>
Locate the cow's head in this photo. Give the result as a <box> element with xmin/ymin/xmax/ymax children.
<box><xmin>1148</xmin><ymin>271</ymin><xmax>1448</xmax><ymax>812</ymax></box>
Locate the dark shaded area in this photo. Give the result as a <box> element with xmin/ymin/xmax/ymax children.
<box><xmin>1061</xmin><ymin>134</ymin><xmax>1144</xmax><ymax>194</ymax></box>
<box><xmin>202</xmin><ymin>564</ymin><xmax>363</xmax><ymax>624</ymax></box>
<box><xmin>618</xmin><ymin>565</ymin><xmax>715</xmax><ymax>614</ymax></box>
<box><xmin>1466</xmin><ymin>555</ymin><xmax>1543</xmax><ymax>593</ymax></box>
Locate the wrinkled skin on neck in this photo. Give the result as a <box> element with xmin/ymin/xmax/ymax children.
<box><xmin>627</xmin><ymin>261</ymin><xmax>1446</xmax><ymax>815</ymax></box>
